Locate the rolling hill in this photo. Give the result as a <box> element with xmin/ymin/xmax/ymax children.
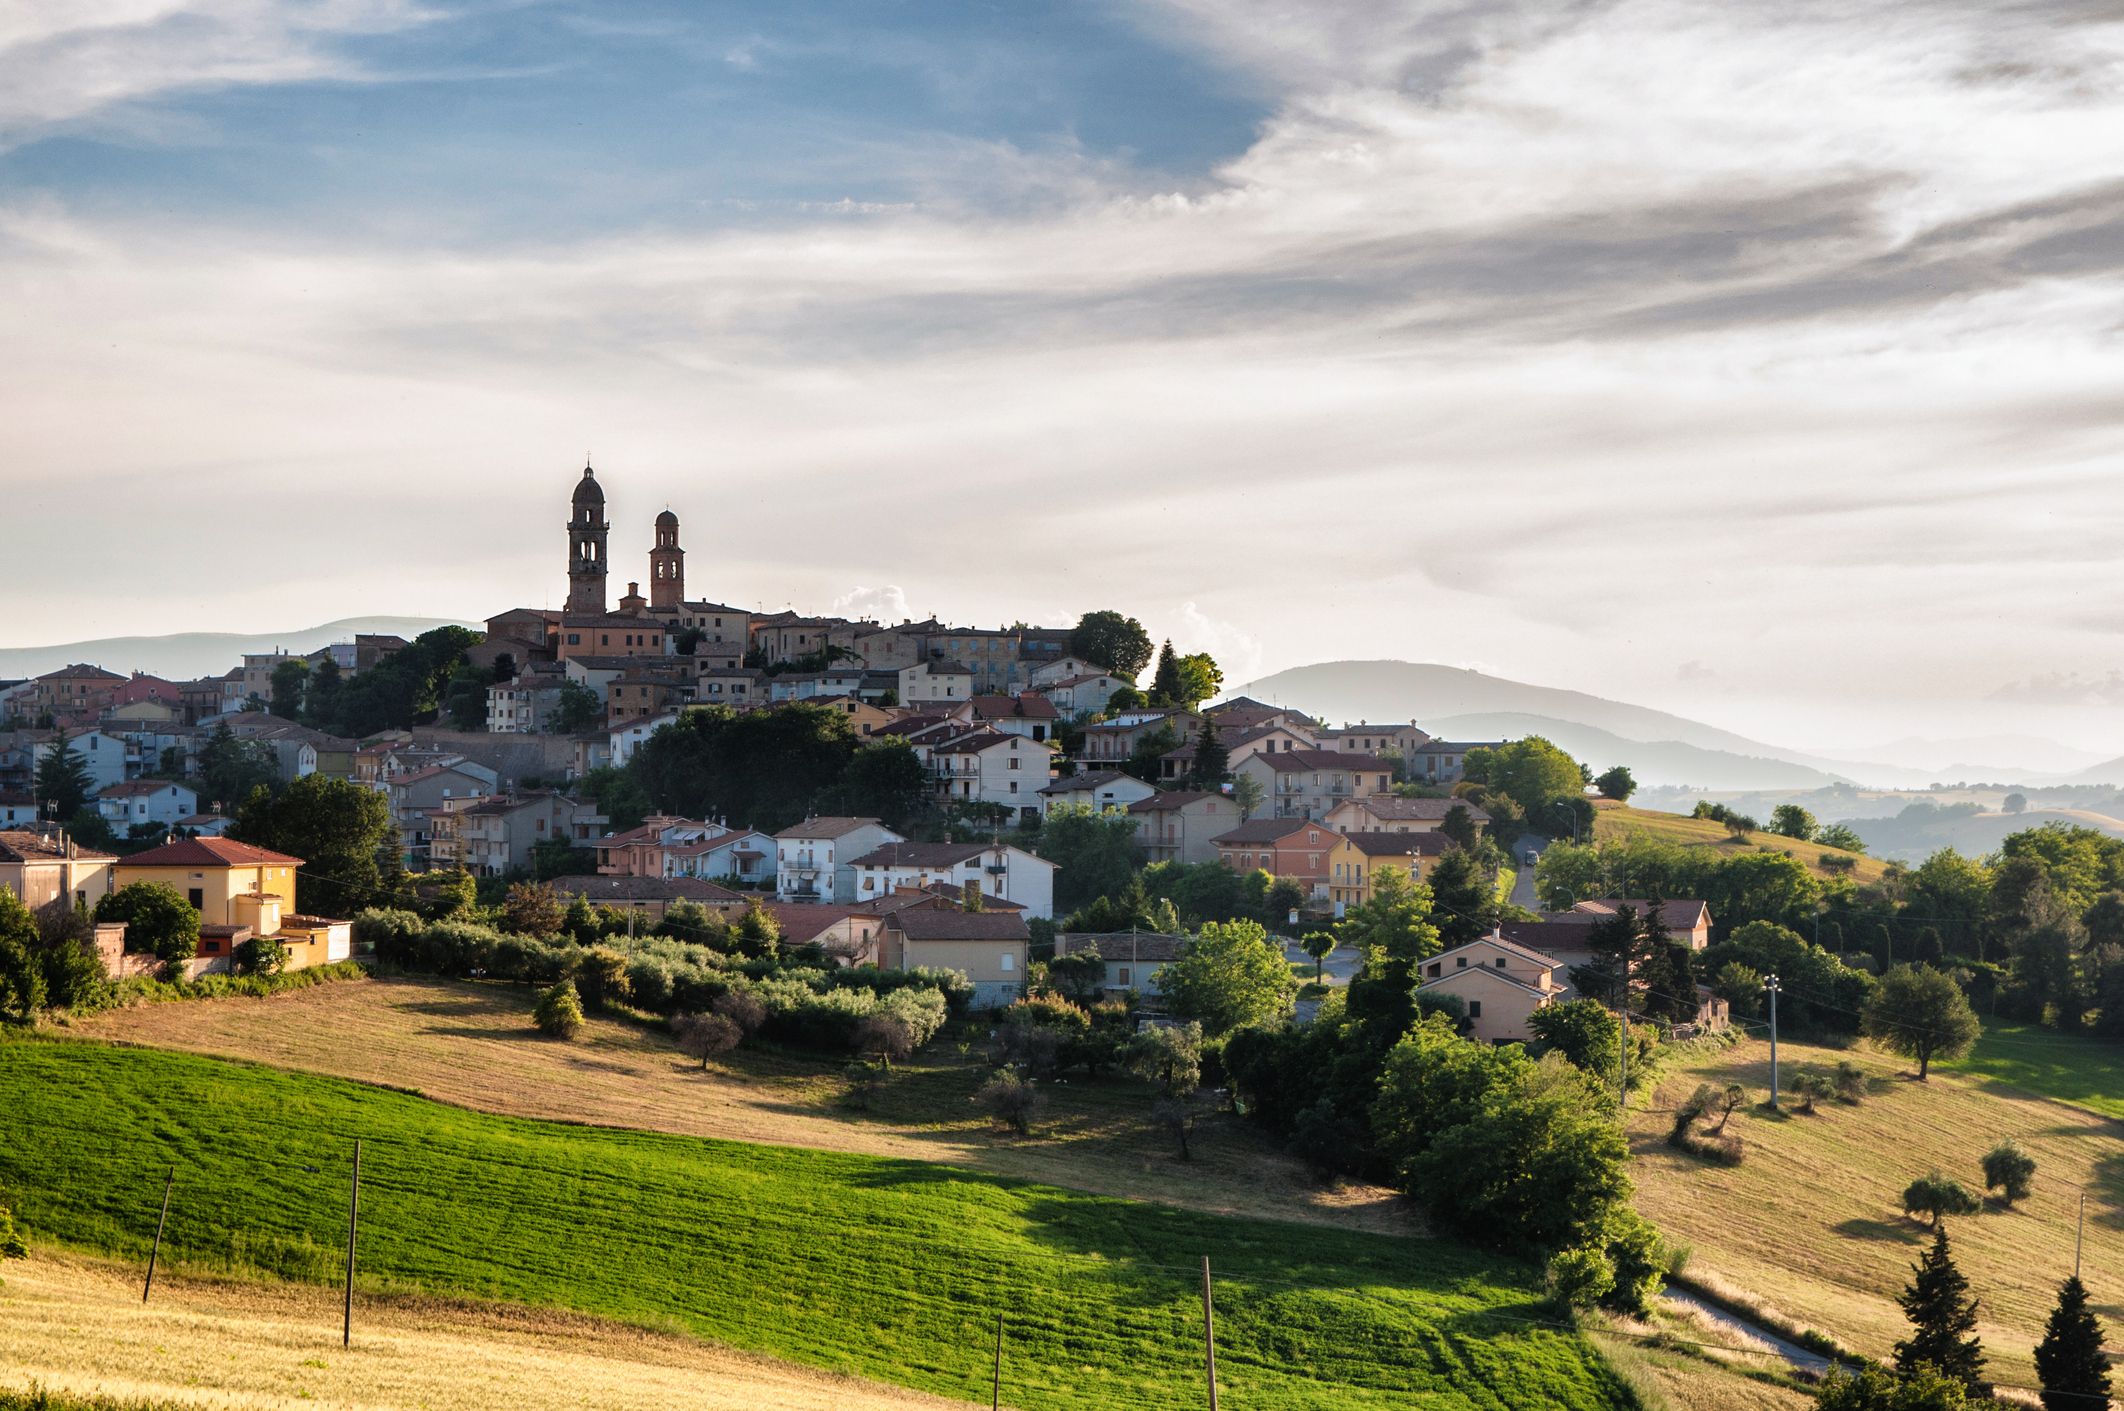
<box><xmin>1590</xmin><ymin>804</ymin><xmax>1891</xmax><ymax>885</ymax></box>
<box><xmin>0</xmin><ymin>617</ymin><xmax>469</xmax><ymax>682</ymax></box>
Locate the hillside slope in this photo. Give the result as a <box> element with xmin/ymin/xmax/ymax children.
<box><xmin>1847</xmin><ymin>805</ymin><xmax>2124</xmax><ymax>865</ymax></box>
<box><xmin>0</xmin><ymin>617</ymin><xmax>468</xmax><ymax>680</ymax></box>
<box><xmin>1425</xmin><ymin>712</ymin><xmax>1843</xmax><ymax>791</ymax></box>
<box><xmin>1591</xmin><ymin>804</ymin><xmax>1890</xmax><ymax>885</ymax></box>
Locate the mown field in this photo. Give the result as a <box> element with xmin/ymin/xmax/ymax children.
<box><xmin>1</xmin><ymin>1253</ymin><xmax>958</xmax><ymax>1411</ymax></box>
<box><xmin>1592</xmin><ymin>804</ymin><xmax>1890</xmax><ymax>886</ymax></box>
<box><xmin>69</xmin><ymin>975</ymin><xmax>1405</xmax><ymax>1233</ymax></box>
<box><xmin>1628</xmin><ymin>1033</ymin><xmax>2124</xmax><ymax>1390</ymax></box>
<box><xmin>0</xmin><ymin>1036</ymin><xmax>1628</xmax><ymax>1411</ymax></box>
<box><xmin>1943</xmin><ymin>1021</ymin><xmax>2124</xmax><ymax>1120</ymax></box>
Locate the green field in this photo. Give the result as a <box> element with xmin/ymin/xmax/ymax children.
<box><xmin>0</xmin><ymin>1037</ymin><xmax>1624</xmax><ymax>1411</ymax></box>
<box><xmin>1942</xmin><ymin>1021</ymin><xmax>2124</xmax><ymax>1119</ymax></box>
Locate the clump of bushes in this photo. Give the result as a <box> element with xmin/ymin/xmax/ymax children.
<box><xmin>975</xmin><ymin>1069</ymin><xmax>1044</xmax><ymax>1136</ymax></box>
<box><xmin>534</xmin><ymin>979</ymin><xmax>585</xmax><ymax>1039</ymax></box>
<box><xmin>1667</xmin><ymin>1082</ymin><xmax>1745</xmax><ymax>1164</ymax></box>
<box><xmin>1833</xmin><ymin>1060</ymin><xmax>1867</xmax><ymax>1103</ymax></box>
<box><xmin>1787</xmin><ymin>1072</ymin><xmax>1835</xmax><ymax>1114</ymax></box>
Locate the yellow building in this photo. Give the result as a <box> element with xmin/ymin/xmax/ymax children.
<box><xmin>1324</xmin><ymin>831</ymin><xmax>1452</xmax><ymax>914</ymax></box>
<box><xmin>112</xmin><ymin>835</ymin><xmax>349</xmax><ymax>972</ymax></box>
<box><xmin>0</xmin><ymin>829</ymin><xmax>115</xmax><ymax>913</ymax></box>
<box><xmin>880</xmin><ymin>908</ymin><xmax>1029</xmax><ymax>1010</ymax></box>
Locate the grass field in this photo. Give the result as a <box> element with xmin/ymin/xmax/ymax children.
<box><xmin>1</xmin><ymin>1253</ymin><xmax>958</xmax><ymax>1411</ymax></box>
<box><xmin>0</xmin><ymin>1035</ymin><xmax>1628</xmax><ymax>1411</ymax></box>
<box><xmin>68</xmin><ymin>975</ymin><xmax>1406</xmax><ymax>1233</ymax></box>
<box><xmin>1943</xmin><ymin>1022</ymin><xmax>2124</xmax><ymax>1120</ymax></box>
<box><xmin>1592</xmin><ymin>804</ymin><xmax>1891</xmax><ymax>886</ymax></box>
<box><xmin>1628</xmin><ymin>1033</ymin><xmax>2124</xmax><ymax>1389</ymax></box>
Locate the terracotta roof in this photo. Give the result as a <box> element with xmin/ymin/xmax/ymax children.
<box><xmin>1419</xmin><ymin>965</ymin><xmax>1555</xmax><ymax>999</ymax></box>
<box><xmin>887</xmin><ymin>909</ymin><xmax>1031</xmax><ymax>942</ymax></box>
<box><xmin>95</xmin><ymin>779</ymin><xmax>192</xmax><ymax>798</ymax></box>
<box><xmin>1244</xmin><ymin>749</ymin><xmax>1390</xmax><ymax>774</ymax></box>
<box><xmin>1496</xmin><ymin>915</ymin><xmax>1602</xmax><ymax>951</ymax></box>
<box><xmin>118</xmin><ymin>836</ymin><xmax>303</xmax><ymax>869</ymax></box>
<box><xmin>0</xmin><ymin>829</ymin><xmax>117</xmax><ymax>863</ymax></box>
<box><xmin>1337</xmin><ymin>796</ymin><xmax>1490</xmax><ymax>823</ymax></box>
<box><xmin>1439</xmin><ymin>932</ymin><xmax>1563</xmax><ymax>969</ymax></box>
<box><xmin>849</xmin><ymin>841</ymin><xmax>993</xmax><ymax>869</ymax></box>
<box><xmin>760</xmin><ymin>901</ymin><xmax>871</xmax><ymax>941</ymax></box>
<box><xmin>1211</xmin><ymin>818</ymin><xmax>1330</xmax><ymax>845</ymax></box>
<box><xmin>1340</xmin><ymin>830</ymin><xmax>1454</xmax><ymax>858</ymax></box>
<box><xmin>776</xmin><ymin>816</ymin><xmax>888</xmax><ymax>841</ymax></box>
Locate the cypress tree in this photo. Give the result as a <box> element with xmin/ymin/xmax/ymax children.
<box><xmin>1150</xmin><ymin>640</ymin><xmax>1183</xmax><ymax>706</ymax></box>
<box><xmin>2034</xmin><ymin>1275</ymin><xmax>2110</xmax><ymax>1411</ymax></box>
<box><xmin>1188</xmin><ymin>717</ymin><xmax>1230</xmax><ymax>788</ymax></box>
<box><xmin>1895</xmin><ymin>1226</ymin><xmax>1986</xmax><ymax>1394</ymax></box>
<box><xmin>34</xmin><ymin>734</ymin><xmax>94</xmax><ymax>821</ymax></box>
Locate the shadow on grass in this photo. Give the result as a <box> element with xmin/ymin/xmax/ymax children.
<box><xmin>1831</xmin><ymin>1217</ymin><xmax>1917</xmax><ymax>1244</ymax></box>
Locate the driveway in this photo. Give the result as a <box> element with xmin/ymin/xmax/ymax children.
<box><xmin>1286</xmin><ymin>935</ymin><xmax>1358</xmax><ymax>1024</ymax></box>
<box><xmin>1509</xmin><ymin>833</ymin><xmax>1548</xmax><ymax>911</ymax></box>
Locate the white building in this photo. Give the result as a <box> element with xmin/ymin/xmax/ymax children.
<box><xmin>898</xmin><ymin>660</ymin><xmax>974</xmax><ymax>705</ymax></box>
<box><xmin>846</xmin><ymin>840</ymin><xmax>1058</xmax><ymax>920</ymax></box>
<box><xmin>1037</xmin><ymin>769</ymin><xmax>1159</xmax><ymax>818</ymax></box>
<box><xmin>774</xmin><ymin>816</ymin><xmax>906</xmax><ymax>904</ymax></box>
<box><xmin>610</xmin><ymin>711</ymin><xmax>687</xmax><ymax>768</ymax></box>
<box><xmin>930</xmin><ymin>730</ymin><xmax>1053</xmax><ymax>823</ymax></box>
<box><xmin>93</xmin><ymin>780</ymin><xmax>199</xmax><ymax>834</ymax></box>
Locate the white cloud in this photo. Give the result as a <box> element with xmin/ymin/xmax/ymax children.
<box><xmin>831</xmin><ymin>585</ymin><xmax>913</xmax><ymax>622</ymax></box>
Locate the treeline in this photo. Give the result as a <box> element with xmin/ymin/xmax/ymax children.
<box><xmin>267</xmin><ymin>626</ymin><xmax>485</xmax><ymax>738</ymax></box>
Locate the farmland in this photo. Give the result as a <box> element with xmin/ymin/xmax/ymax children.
<box><xmin>1943</xmin><ymin>1022</ymin><xmax>2124</xmax><ymax>1121</ymax></box>
<box><xmin>1627</xmin><ymin>1032</ymin><xmax>2124</xmax><ymax>1389</ymax></box>
<box><xmin>69</xmin><ymin>974</ymin><xmax>1405</xmax><ymax>1232</ymax></box>
<box><xmin>1592</xmin><ymin>804</ymin><xmax>1891</xmax><ymax>886</ymax></box>
<box><xmin>0</xmin><ymin>1035</ymin><xmax>1628</xmax><ymax>1411</ymax></box>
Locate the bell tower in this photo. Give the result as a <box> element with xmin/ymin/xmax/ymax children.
<box><xmin>565</xmin><ymin>462</ymin><xmax>609</xmax><ymax>615</ymax></box>
<box><xmin>650</xmin><ymin>509</ymin><xmax>684</xmax><ymax>609</ymax></box>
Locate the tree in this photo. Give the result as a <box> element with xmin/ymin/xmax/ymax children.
<box><xmin>269</xmin><ymin>659</ymin><xmax>310</xmax><ymax>720</ymax></box>
<box><xmin>442</xmin><ymin>663</ymin><xmax>490</xmax><ymax>731</ymax></box>
<box><xmin>1426</xmin><ymin>849</ymin><xmax>1499</xmax><ymax>950</ymax></box>
<box><xmin>839</xmin><ymin>742</ymin><xmax>930</xmax><ymax>830</ymax></box>
<box><xmin>1545</xmin><ymin>1246</ymin><xmax>1615</xmax><ymax>1310</ymax></box>
<box><xmin>1895</xmin><ymin>1226</ymin><xmax>1985</xmax><ymax>1394</ymax></box>
<box><xmin>1440</xmin><ymin>803</ymin><xmax>1480</xmax><ymax>852</ymax></box>
<box><xmin>1901</xmin><ymin>1171</ymin><xmax>1981</xmax><ymax>1229</ymax></box>
<box><xmin>1176</xmin><ymin>653</ymin><xmax>1222</xmax><ymax>708</ymax></box>
<box><xmin>2034</xmin><ymin>1276</ymin><xmax>2110</xmax><ymax>1411</ymax></box>
<box><xmin>550</xmin><ymin>679</ymin><xmax>602</xmax><ymax>734</ymax></box>
<box><xmin>1338</xmin><ymin>867</ymin><xmax>1441</xmax><ymax>1043</ymax></box>
<box><xmin>197</xmin><ymin>721</ymin><xmax>277</xmax><ymax>813</ymax></box>
<box><xmin>1978</xmin><ymin>1140</ymin><xmax>2035</xmax><ymax>1207</ymax></box>
<box><xmin>0</xmin><ymin>890</ymin><xmax>47</xmax><ymax>1023</ymax></box>
<box><xmin>1299</xmin><ymin>930</ymin><xmax>1336</xmax><ymax>981</ymax></box>
<box><xmin>853</xmin><ymin>1013</ymin><xmax>914</xmax><ymax>1067</ymax></box>
<box><xmin>1069</xmin><ymin>610</ymin><xmax>1153</xmax><ymax>681</ymax></box>
<box><xmin>233</xmin><ymin>934</ymin><xmax>288</xmax><ymax>977</ymax></box>
<box><xmin>1712</xmin><ymin>960</ymin><xmax>1764</xmax><ymax>1018</ymax></box>
<box><xmin>1185</xmin><ymin>717</ymin><xmax>1230</xmax><ymax>788</ymax></box>
<box><xmin>1149</xmin><ymin>640</ymin><xmax>1184</xmax><ymax>706</ymax></box>
<box><xmin>0</xmin><ymin>1193</ymin><xmax>26</xmax><ymax>1259</ymax></box>
<box><xmin>1787</xmin><ymin>1072</ymin><xmax>1834</xmax><ymax>1113</ymax></box>
<box><xmin>305</xmin><ymin>655</ymin><xmax>343</xmax><ymax>727</ymax></box>
<box><xmin>1128</xmin><ymin>1021</ymin><xmax>1203</xmax><ymax>1096</ymax></box>
<box><xmin>1119</xmin><ymin>724</ymin><xmax>1178</xmax><ymax>784</ymax></box>
<box><xmin>1157</xmin><ymin>920</ymin><xmax>1296</xmax><ymax>1035</ymax></box>
<box><xmin>1594</xmin><ymin>766</ymin><xmax>1636</xmax><ymax>802</ymax></box>
<box><xmin>1462</xmin><ymin>737</ymin><xmax>1586</xmax><ymax>818</ymax></box>
<box><xmin>574</xmin><ymin>946</ymin><xmax>630</xmax><ymax>1008</ymax></box>
<box><xmin>1770</xmin><ymin>804</ymin><xmax>1817</xmax><ymax>841</ymax></box>
<box><xmin>1528</xmin><ymin>999</ymin><xmax>1621</xmax><ymax>1082</ymax></box>
<box><xmin>1817</xmin><ymin>823</ymin><xmax>1868</xmax><ymax>854</ymax></box>
<box><xmin>2004</xmin><ymin>792</ymin><xmax>2029</xmax><ymax>815</ymax></box>
<box><xmin>1229</xmin><ymin>773</ymin><xmax>1265</xmax><ymax>820</ymax></box>
<box><xmin>712</xmin><ymin>989</ymin><xmax>767</xmax><ymax>1039</ymax></box>
<box><xmin>1863</xmin><ymin>964</ymin><xmax>1981</xmax><ymax>1079</ymax></box>
<box><xmin>1047</xmin><ymin>944</ymin><xmax>1106</xmax><ymax>1003</ymax></box>
<box><xmin>94</xmin><ymin>882</ymin><xmax>200</xmax><ymax>964</ymax></box>
<box><xmin>1572</xmin><ymin>906</ymin><xmax>1638</xmax><ymax>1009</ymax></box>
<box><xmin>534</xmin><ymin>979</ymin><xmax>585</xmax><ymax>1039</ymax></box>
<box><xmin>34</xmin><ymin>735</ymin><xmax>94</xmax><ymax>821</ymax></box>
<box><xmin>232</xmin><ymin>773</ymin><xmax>391</xmax><ymax>919</ymax></box>
<box><xmin>975</xmin><ymin>1069</ymin><xmax>1044</xmax><ymax>1135</ymax></box>
<box><xmin>1036</xmin><ymin>805</ymin><xmax>1143</xmax><ymax>913</ymax></box>
<box><xmin>631</xmin><ymin>703</ymin><xmax>858</xmax><ymax>835</ymax></box>
<box><xmin>502</xmin><ymin>881</ymin><xmax>566</xmax><ymax>937</ymax></box>
<box><xmin>1815</xmin><ymin>1362</ymin><xmax>1970</xmax><ymax>1411</ymax></box>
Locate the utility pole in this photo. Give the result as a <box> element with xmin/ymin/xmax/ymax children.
<box><xmin>142</xmin><ymin>1167</ymin><xmax>173</xmax><ymax>1303</ymax></box>
<box><xmin>991</xmin><ymin>1314</ymin><xmax>1004</xmax><ymax>1411</ymax></box>
<box><xmin>343</xmin><ymin>1139</ymin><xmax>362</xmax><ymax>1348</ymax></box>
<box><xmin>1617</xmin><ymin>999</ymin><xmax>1629</xmax><ymax>1110</ymax></box>
<box><xmin>1764</xmin><ymin>975</ymin><xmax>1782</xmax><ymax>1110</ymax></box>
<box><xmin>1200</xmin><ymin>1256</ymin><xmax>1219</xmax><ymax>1411</ymax></box>
<box><xmin>2076</xmin><ymin>1189</ymin><xmax>2087</xmax><ymax>1280</ymax></box>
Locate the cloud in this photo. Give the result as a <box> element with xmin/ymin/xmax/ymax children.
<box><xmin>1989</xmin><ymin>672</ymin><xmax>2124</xmax><ymax>708</ymax></box>
<box><xmin>831</xmin><ymin>585</ymin><xmax>913</xmax><ymax>622</ymax></box>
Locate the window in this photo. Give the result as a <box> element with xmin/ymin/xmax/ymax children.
<box><xmin>1496</xmin><ymin>957</ymin><xmax>1508</xmax><ymax>969</ymax></box>
<box><xmin>1467</xmin><ymin>1000</ymin><xmax>1482</xmax><ymax>1019</ymax></box>
<box><xmin>1117</xmin><ymin>967</ymin><xmax>1131</xmax><ymax>984</ymax></box>
<box><xmin>1009</xmin><ymin>782</ymin><xmax>1019</xmax><ymax>794</ymax></box>
<box><xmin>1426</xmin><ymin>962</ymin><xmax>1441</xmax><ymax>977</ymax></box>
<box><xmin>999</xmin><ymin>953</ymin><xmax>1015</xmax><ymax>973</ymax></box>
<box><xmin>1455</xmin><ymin>955</ymin><xmax>1467</xmax><ymax>968</ymax></box>
<box><xmin>187</xmin><ymin>889</ymin><xmax>203</xmax><ymax>910</ymax></box>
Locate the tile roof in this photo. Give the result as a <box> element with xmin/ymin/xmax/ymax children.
<box><xmin>848</xmin><ymin>841</ymin><xmax>992</xmax><ymax>868</ymax></box>
<box><xmin>969</xmin><ymin>693</ymin><xmax>1059</xmax><ymax>720</ymax></box>
<box><xmin>95</xmin><ymin>779</ymin><xmax>192</xmax><ymax>798</ymax></box>
<box><xmin>776</xmin><ymin>816</ymin><xmax>888</xmax><ymax>840</ymax></box>
<box><xmin>1211</xmin><ymin>817</ymin><xmax>1330</xmax><ymax>845</ymax></box>
<box><xmin>1571</xmin><ymin>898</ymin><xmax>1713</xmax><ymax>931</ymax></box>
<box><xmin>1337</xmin><ymin>796</ymin><xmax>1490</xmax><ymax>823</ymax></box>
<box><xmin>760</xmin><ymin>901</ymin><xmax>871</xmax><ymax>941</ymax></box>
<box><xmin>888</xmin><ymin>909</ymin><xmax>1031</xmax><ymax>942</ymax></box>
<box><xmin>1496</xmin><ymin>915</ymin><xmax>1603</xmax><ymax>951</ymax></box>
<box><xmin>118</xmin><ymin>836</ymin><xmax>303</xmax><ymax>869</ymax></box>
<box><xmin>0</xmin><ymin>829</ymin><xmax>117</xmax><ymax>863</ymax></box>
<box><xmin>1440</xmin><ymin>932</ymin><xmax>1564</xmax><ymax>969</ymax></box>
<box><xmin>1055</xmin><ymin>931</ymin><xmax>1189</xmax><ymax>963</ymax></box>
<box><xmin>1339</xmin><ymin>830</ymin><xmax>1454</xmax><ymax>858</ymax></box>
<box><xmin>1039</xmin><ymin>769</ymin><xmax>1142</xmax><ymax>794</ymax></box>
<box><xmin>1244</xmin><ymin>749</ymin><xmax>1391</xmax><ymax>774</ymax></box>
<box><xmin>1418</xmin><ymin>965</ymin><xmax>1555</xmax><ymax>999</ymax></box>
<box><xmin>1127</xmin><ymin>790</ymin><xmax>1226</xmax><ymax>813</ymax></box>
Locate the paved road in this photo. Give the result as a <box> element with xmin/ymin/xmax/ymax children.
<box><xmin>1509</xmin><ymin>832</ymin><xmax>1548</xmax><ymax>910</ymax></box>
<box><xmin>1285</xmin><ymin>936</ymin><xmax>1357</xmax><ymax>1023</ymax></box>
<box><xmin>1661</xmin><ymin>1287</ymin><xmax>1833</xmax><ymax>1376</ymax></box>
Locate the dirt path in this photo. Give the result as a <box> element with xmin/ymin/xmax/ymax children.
<box><xmin>0</xmin><ymin>1252</ymin><xmax>968</xmax><ymax>1411</ymax></box>
<box><xmin>69</xmin><ymin>975</ymin><xmax>1409</xmax><ymax>1235</ymax></box>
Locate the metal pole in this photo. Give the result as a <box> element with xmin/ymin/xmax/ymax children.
<box><xmin>1765</xmin><ymin>976</ymin><xmax>1782</xmax><ymax>1110</ymax></box>
<box><xmin>991</xmin><ymin>1314</ymin><xmax>1004</xmax><ymax>1410</ymax></box>
<box><xmin>1618</xmin><ymin>1001</ymin><xmax>1629</xmax><ymax>1110</ymax></box>
<box><xmin>343</xmin><ymin>1139</ymin><xmax>361</xmax><ymax>1348</ymax></box>
<box><xmin>2076</xmin><ymin>1190</ymin><xmax>2086</xmax><ymax>1281</ymax></box>
<box><xmin>1200</xmin><ymin>1256</ymin><xmax>1219</xmax><ymax>1411</ymax></box>
<box><xmin>142</xmin><ymin>1167</ymin><xmax>173</xmax><ymax>1303</ymax></box>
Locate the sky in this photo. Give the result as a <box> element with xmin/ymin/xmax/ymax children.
<box><xmin>7</xmin><ymin>0</ymin><xmax>2124</xmax><ymax>756</ymax></box>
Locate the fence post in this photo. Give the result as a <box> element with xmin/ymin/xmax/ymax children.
<box><xmin>1200</xmin><ymin>1256</ymin><xmax>1219</xmax><ymax>1411</ymax></box>
<box><xmin>141</xmin><ymin>1167</ymin><xmax>173</xmax><ymax>1303</ymax></box>
<box><xmin>343</xmin><ymin>1139</ymin><xmax>361</xmax><ymax>1348</ymax></box>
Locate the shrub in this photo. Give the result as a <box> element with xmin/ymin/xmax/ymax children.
<box><xmin>841</xmin><ymin>1058</ymin><xmax>887</xmax><ymax>1111</ymax></box>
<box><xmin>232</xmin><ymin>935</ymin><xmax>288</xmax><ymax>977</ymax></box>
<box><xmin>673</xmin><ymin>1011</ymin><xmax>741</xmax><ymax>1069</ymax></box>
<box><xmin>1902</xmin><ymin>1170</ymin><xmax>1981</xmax><ymax>1228</ymax></box>
<box><xmin>574</xmin><ymin>946</ymin><xmax>630</xmax><ymax>1008</ymax></box>
<box><xmin>712</xmin><ymin>988</ymin><xmax>767</xmax><ymax>1037</ymax></box>
<box><xmin>1546</xmin><ymin>1246</ymin><xmax>1615</xmax><ymax>1310</ymax></box>
<box><xmin>502</xmin><ymin>881</ymin><xmax>566</xmax><ymax>937</ymax></box>
<box><xmin>351</xmin><ymin>907</ymin><xmax>424</xmax><ymax>964</ymax></box>
<box><xmin>1788</xmin><ymin>1072</ymin><xmax>1835</xmax><ymax>1114</ymax></box>
<box><xmin>420</xmin><ymin>919</ymin><xmax>504</xmax><ymax>976</ymax></box>
<box><xmin>1128</xmin><ymin>1022</ymin><xmax>1204</xmax><ymax>1098</ymax></box>
<box><xmin>853</xmin><ymin>1014</ymin><xmax>914</xmax><ymax>1067</ymax></box>
<box><xmin>534</xmin><ymin>979</ymin><xmax>585</xmax><ymax>1039</ymax></box>
<box><xmin>94</xmin><ymin>883</ymin><xmax>199</xmax><ymax>964</ymax></box>
<box><xmin>1834</xmin><ymin>1060</ymin><xmax>1867</xmax><ymax>1103</ymax></box>
<box><xmin>975</xmin><ymin>1069</ymin><xmax>1044</xmax><ymax>1135</ymax></box>
<box><xmin>1980</xmin><ymin>1140</ymin><xmax>2035</xmax><ymax>1207</ymax></box>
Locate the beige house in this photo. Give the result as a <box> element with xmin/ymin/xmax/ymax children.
<box><xmin>880</xmin><ymin>908</ymin><xmax>1030</xmax><ymax>1009</ymax></box>
<box><xmin>0</xmin><ymin>829</ymin><xmax>115</xmax><ymax>912</ymax></box>
<box><xmin>111</xmin><ymin>835</ymin><xmax>351</xmax><ymax>974</ymax></box>
<box><xmin>1571</xmin><ymin>898</ymin><xmax>1713</xmax><ymax>949</ymax></box>
<box><xmin>1052</xmin><ymin>931</ymin><xmax>1186</xmax><ymax>1000</ymax></box>
<box><xmin>431</xmin><ymin>792</ymin><xmax>607</xmax><ymax>877</ymax></box>
<box><xmin>899</xmin><ymin>660</ymin><xmax>974</xmax><ymax>704</ymax></box>
<box><xmin>1127</xmin><ymin>790</ymin><xmax>1242</xmax><ymax>866</ymax></box>
<box><xmin>1417</xmin><ymin>935</ymin><xmax>1564</xmax><ymax>1043</ymax></box>
<box><xmin>1324</xmin><ymin>795</ymin><xmax>1492</xmax><ymax>835</ymax></box>
<box><xmin>1234</xmin><ymin>749</ymin><xmax>1395</xmax><ymax>821</ymax></box>
<box><xmin>1038</xmin><ymin>769</ymin><xmax>1158</xmax><ymax>818</ymax></box>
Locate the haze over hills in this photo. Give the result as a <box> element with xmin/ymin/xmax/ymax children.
<box><xmin>0</xmin><ymin>618</ymin><xmax>468</xmax><ymax>683</ymax></box>
<box><xmin>1234</xmin><ymin>660</ymin><xmax>2124</xmax><ymax>790</ymax></box>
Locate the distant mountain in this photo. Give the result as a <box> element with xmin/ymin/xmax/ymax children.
<box><xmin>2060</xmin><ymin>757</ymin><xmax>2124</xmax><ymax>787</ymax></box>
<box><xmin>1420</xmin><ymin>712</ymin><xmax>1845</xmax><ymax>792</ymax></box>
<box><xmin>1229</xmin><ymin>660</ymin><xmax>1866</xmax><ymax>789</ymax></box>
<box><xmin>0</xmin><ymin>617</ymin><xmax>469</xmax><ymax>682</ymax></box>
<box><xmin>1849</xmin><ymin>805</ymin><xmax>2124</xmax><ymax>864</ymax></box>
<box><xmin>1839</xmin><ymin>734</ymin><xmax>2108</xmax><ymax>777</ymax></box>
